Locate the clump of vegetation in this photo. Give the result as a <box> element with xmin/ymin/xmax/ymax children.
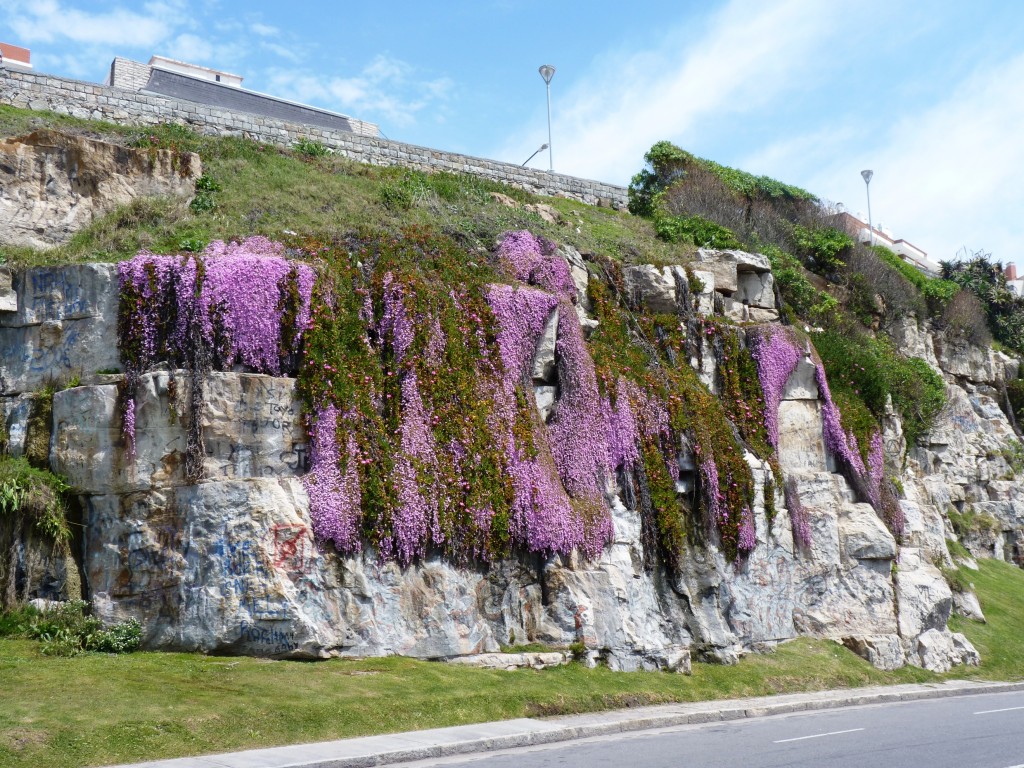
<box><xmin>293</xmin><ymin>137</ymin><xmax>331</xmax><ymax>158</ymax></box>
<box><xmin>941</xmin><ymin>252</ymin><xmax>1024</xmax><ymax>354</ymax></box>
<box><xmin>189</xmin><ymin>174</ymin><xmax>221</xmax><ymax>214</ymax></box>
<box><xmin>0</xmin><ymin>456</ymin><xmax>73</xmax><ymax>611</ymax></box>
<box><xmin>812</xmin><ymin>327</ymin><xmax>945</xmax><ymax>448</ymax></box>
<box><xmin>0</xmin><ymin>600</ymin><xmax>141</xmax><ymax>656</ymax></box>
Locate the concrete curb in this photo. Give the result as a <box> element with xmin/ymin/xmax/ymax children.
<box><xmin>107</xmin><ymin>679</ymin><xmax>1024</xmax><ymax>768</ymax></box>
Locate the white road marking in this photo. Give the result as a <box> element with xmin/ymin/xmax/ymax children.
<box><xmin>773</xmin><ymin>728</ymin><xmax>864</xmax><ymax>744</ymax></box>
<box><xmin>973</xmin><ymin>706</ymin><xmax>1024</xmax><ymax>715</ymax></box>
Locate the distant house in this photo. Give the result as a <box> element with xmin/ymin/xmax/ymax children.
<box><xmin>0</xmin><ymin>42</ymin><xmax>32</xmax><ymax>70</ymax></box>
<box><xmin>836</xmin><ymin>211</ymin><xmax>942</xmax><ymax>276</ymax></box>
<box><xmin>105</xmin><ymin>55</ymin><xmax>377</xmax><ymax>137</ymax></box>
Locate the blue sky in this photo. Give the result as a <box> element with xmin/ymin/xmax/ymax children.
<box><xmin>3</xmin><ymin>0</ymin><xmax>1024</xmax><ymax>265</ymax></box>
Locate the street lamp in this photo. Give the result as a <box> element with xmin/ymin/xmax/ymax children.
<box><xmin>538</xmin><ymin>64</ymin><xmax>555</xmax><ymax>172</ymax></box>
<box><xmin>522</xmin><ymin>143</ymin><xmax>548</xmax><ymax>167</ymax></box>
<box><xmin>861</xmin><ymin>169</ymin><xmax>874</xmax><ymax>246</ymax></box>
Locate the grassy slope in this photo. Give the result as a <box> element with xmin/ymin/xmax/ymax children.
<box><xmin>0</xmin><ymin>105</ymin><xmax>688</xmax><ymax>269</ymax></box>
<box><xmin>2</xmin><ymin>557</ymin><xmax>1021</xmax><ymax>768</ymax></box>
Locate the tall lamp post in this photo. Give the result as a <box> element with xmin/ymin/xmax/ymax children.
<box><xmin>861</xmin><ymin>169</ymin><xmax>874</xmax><ymax>246</ymax></box>
<box><xmin>538</xmin><ymin>64</ymin><xmax>555</xmax><ymax>172</ymax></box>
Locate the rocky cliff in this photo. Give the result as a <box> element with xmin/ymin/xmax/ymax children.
<box><xmin>3</xmin><ymin>227</ymin><xmax>1019</xmax><ymax>675</ymax></box>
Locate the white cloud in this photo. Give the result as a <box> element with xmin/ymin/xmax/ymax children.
<box><xmin>492</xmin><ymin>0</ymin><xmax>849</xmax><ymax>182</ymax></box>
<box><xmin>250</xmin><ymin>23</ymin><xmax>278</xmax><ymax>37</ymax></box>
<box><xmin>266</xmin><ymin>54</ymin><xmax>453</xmax><ymax>128</ymax></box>
<box><xmin>748</xmin><ymin>53</ymin><xmax>1024</xmax><ymax>264</ymax></box>
<box><xmin>1</xmin><ymin>0</ymin><xmax>178</xmax><ymax>47</ymax></box>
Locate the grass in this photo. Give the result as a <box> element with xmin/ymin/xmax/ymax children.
<box><xmin>4</xmin><ymin>557</ymin><xmax>1023</xmax><ymax>768</ymax></box>
<box><xmin>948</xmin><ymin>558</ymin><xmax>1024</xmax><ymax>680</ymax></box>
<box><xmin>0</xmin><ymin>106</ymin><xmax>687</xmax><ymax>269</ymax></box>
<box><xmin>0</xmin><ymin>637</ymin><xmax>933</xmax><ymax>768</ymax></box>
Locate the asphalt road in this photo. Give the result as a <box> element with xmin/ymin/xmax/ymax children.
<box><xmin>390</xmin><ymin>689</ymin><xmax>1024</xmax><ymax>768</ymax></box>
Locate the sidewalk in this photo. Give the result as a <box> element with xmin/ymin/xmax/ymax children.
<box><xmin>109</xmin><ymin>678</ymin><xmax>1024</xmax><ymax>768</ymax></box>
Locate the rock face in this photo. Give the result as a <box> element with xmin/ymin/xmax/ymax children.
<box><xmin>0</xmin><ymin>130</ymin><xmax>200</xmax><ymax>249</ymax></box>
<box><xmin>0</xmin><ymin>263</ymin><xmax>120</xmax><ymax>394</ymax></box>
<box><xmin>7</xmin><ymin>249</ymin><xmax>1018</xmax><ymax>675</ymax></box>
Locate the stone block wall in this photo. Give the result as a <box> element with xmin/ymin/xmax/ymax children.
<box><xmin>0</xmin><ymin>68</ymin><xmax>628</xmax><ymax>210</ymax></box>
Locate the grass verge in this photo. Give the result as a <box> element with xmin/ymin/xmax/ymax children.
<box><xmin>2</xmin><ymin>556</ymin><xmax>1021</xmax><ymax>768</ymax></box>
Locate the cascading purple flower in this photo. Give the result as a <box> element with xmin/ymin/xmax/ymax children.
<box><xmin>199</xmin><ymin>240</ymin><xmax>315</xmax><ymax>374</ymax></box>
<box><xmin>603</xmin><ymin>378</ymin><xmax>641</xmax><ymax>472</ymax></box>
<box><xmin>498</xmin><ymin>230</ymin><xmax>576</xmax><ymax>301</ymax></box>
<box><xmin>118</xmin><ymin>239</ymin><xmax>315</xmax><ymax>450</ymax></box>
<box><xmin>749</xmin><ymin>326</ymin><xmax>802</xmax><ymax>447</ymax></box>
<box><xmin>485</xmin><ymin>284</ymin><xmax>613</xmax><ymax>559</ymax></box>
<box><xmin>737</xmin><ymin>507</ymin><xmax>756</xmax><ymax>552</ymax></box>
<box><xmin>302</xmin><ymin>405</ymin><xmax>361</xmax><ymax>553</ymax></box>
<box><xmin>815</xmin><ymin>364</ymin><xmax>867</xmax><ymax>476</ymax></box>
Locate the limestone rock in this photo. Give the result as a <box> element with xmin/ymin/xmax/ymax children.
<box><xmin>737</xmin><ymin>272</ymin><xmax>775</xmax><ymax>309</ymax></box>
<box><xmin>839</xmin><ymin>504</ymin><xmax>897</xmax><ymax>562</ymax></box>
<box><xmin>0</xmin><ymin>130</ymin><xmax>200</xmax><ymax>249</ymax></box>
<box><xmin>782</xmin><ymin>357</ymin><xmax>819</xmax><ymax>401</ymax></box>
<box><xmin>0</xmin><ymin>393</ymin><xmax>33</xmax><ymax>456</ymax></box>
<box><xmin>695</xmin><ymin>250</ymin><xmax>738</xmax><ymax>294</ymax></box>
<box><xmin>447</xmin><ymin>651</ymin><xmax>570</xmax><ymax>670</ymax></box>
<box><xmin>0</xmin><ymin>266</ymin><xmax>15</xmax><ymax>312</ymax></box>
<box><xmin>622</xmin><ymin>265</ymin><xmax>677</xmax><ymax>313</ymax></box>
<box><xmin>531</xmin><ymin>306</ymin><xmax>559</xmax><ymax>382</ymax></box>
<box><xmin>952</xmin><ymin>589</ymin><xmax>985</xmax><ymax>622</ymax></box>
<box><xmin>0</xmin><ymin>264</ymin><xmax>120</xmax><ymax>394</ymax></box>
<box><xmin>895</xmin><ymin>548</ymin><xmax>952</xmax><ymax>641</ymax></box>
<box><xmin>52</xmin><ymin>371</ymin><xmax>307</xmax><ymax>495</ymax></box>
<box><xmin>914</xmin><ymin>628</ymin><xmax>980</xmax><ymax>673</ymax></box>
<box><xmin>842</xmin><ymin>634</ymin><xmax>905</xmax><ymax>671</ymax></box>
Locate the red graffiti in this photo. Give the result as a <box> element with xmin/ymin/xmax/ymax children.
<box><xmin>270</xmin><ymin>524</ymin><xmax>311</xmax><ymax>574</ymax></box>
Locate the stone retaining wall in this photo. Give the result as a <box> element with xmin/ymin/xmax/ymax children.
<box><xmin>0</xmin><ymin>68</ymin><xmax>628</xmax><ymax>209</ymax></box>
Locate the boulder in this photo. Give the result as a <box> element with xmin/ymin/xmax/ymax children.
<box><xmin>622</xmin><ymin>265</ymin><xmax>677</xmax><ymax>313</ymax></box>
<box><xmin>842</xmin><ymin>634</ymin><xmax>905</xmax><ymax>670</ymax></box>
<box><xmin>839</xmin><ymin>504</ymin><xmax>897</xmax><ymax>562</ymax></box>
<box><xmin>914</xmin><ymin>628</ymin><xmax>980</xmax><ymax>673</ymax></box>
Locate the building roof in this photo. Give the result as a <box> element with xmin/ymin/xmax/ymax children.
<box><xmin>0</xmin><ymin>42</ymin><xmax>31</xmax><ymax>70</ymax></box>
<box><xmin>142</xmin><ymin>68</ymin><xmax>358</xmax><ymax>133</ymax></box>
<box><xmin>149</xmin><ymin>55</ymin><xmax>242</xmax><ymax>82</ymax></box>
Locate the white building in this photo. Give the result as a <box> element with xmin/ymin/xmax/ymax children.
<box><xmin>837</xmin><ymin>211</ymin><xmax>942</xmax><ymax>276</ymax></box>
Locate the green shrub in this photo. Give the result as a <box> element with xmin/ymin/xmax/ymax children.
<box><xmin>293</xmin><ymin>137</ymin><xmax>330</xmax><ymax>158</ymax></box>
<box><xmin>12</xmin><ymin>600</ymin><xmax>142</xmax><ymax>656</ymax></box>
<box><xmin>190</xmin><ymin>174</ymin><xmax>221</xmax><ymax>213</ymax></box>
<box><xmin>792</xmin><ymin>225</ymin><xmax>852</xmax><ymax>273</ymax></box>
<box><xmin>653</xmin><ymin>212</ymin><xmax>742</xmax><ymax>249</ymax></box>
<box><xmin>813</xmin><ymin>330</ymin><xmax>945</xmax><ymax>448</ymax></box>
<box><xmin>871</xmin><ymin>245</ymin><xmax>957</xmax><ymax>313</ymax></box>
<box><xmin>762</xmin><ymin>245</ymin><xmax>838</xmax><ymax>324</ymax></box>
<box><xmin>628</xmin><ymin>140</ymin><xmax>690</xmax><ymax>217</ymax></box>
